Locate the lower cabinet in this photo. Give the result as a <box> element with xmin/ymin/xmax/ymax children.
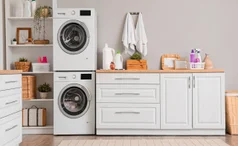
<box><xmin>96</xmin><ymin>72</ymin><xmax>225</xmax><ymax>135</ymax></box>
<box><xmin>193</xmin><ymin>73</ymin><xmax>225</xmax><ymax>129</ymax></box>
<box><xmin>97</xmin><ymin>103</ymin><xmax>160</xmax><ymax>129</ymax></box>
<box><xmin>161</xmin><ymin>74</ymin><xmax>192</xmax><ymax>129</ymax></box>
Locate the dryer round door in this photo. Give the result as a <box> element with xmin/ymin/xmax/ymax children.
<box><xmin>58</xmin><ymin>84</ymin><xmax>91</xmax><ymax>119</ymax></box>
<box><xmin>58</xmin><ymin>20</ymin><xmax>90</xmax><ymax>55</ymax></box>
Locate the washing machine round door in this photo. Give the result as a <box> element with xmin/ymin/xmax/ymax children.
<box><xmin>58</xmin><ymin>84</ymin><xmax>91</xmax><ymax>119</ymax></box>
<box><xmin>58</xmin><ymin>20</ymin><xmax>90</xmax><ymax>55</ymax></box>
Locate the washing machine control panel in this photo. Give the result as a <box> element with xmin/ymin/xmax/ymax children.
<box><xmin>81</xmin><ymin>74</ymin><xmax>92</xmax><ymax>80</ymax></box>
<box><xmin>72</xmin><ymin>74</ymin><xmax>76</xmax><ymax>79</ymax></box>
<box><xmin>71</xmin><ymin>10</ymin><xmax>76</xmax><ymax>15</ymax></box>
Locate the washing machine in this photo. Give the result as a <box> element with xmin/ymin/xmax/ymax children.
<box><xmin>54</xmin><ymin>72</ymin><xmax>95</xmax><ymax>135</ymax></box>
<box><xmin>53</xmin><ymin>8</ymin><xmax>97</xmax><ymax>71</ymax></box>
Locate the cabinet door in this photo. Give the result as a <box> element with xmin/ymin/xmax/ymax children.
<box><xmin>193</xmin><ymin>73</ymin><xmax>225</xmax><ymax>129</ymax></box>
<box><xmin>161</xmin><ymin>74</ymin><xmax>192</xmax><ymax>129</ymax></box>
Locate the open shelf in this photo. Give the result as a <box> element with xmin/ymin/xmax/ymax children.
<box><xmin>23</xmin><ymin>99</ymin><xmax>53</xmax><ymax>102</ymax></box>
<box><xmin>8</xmin><ymin>17</ymin><xmax>53</xmax><ymax>20</ymax></box>
<box><xmin>22</xmin><ymin>72</ymin><xmax>54</xmax><ymax>74</ymax></box>
<box><xmin>23</xmin><ymin>125</ymin><xmax>53</xmax><ymax>134</ymax></box>
<box><xmin>8</xmin><ymin>44</ymin><xmax>53</xmax><ymax>47</ymax></box>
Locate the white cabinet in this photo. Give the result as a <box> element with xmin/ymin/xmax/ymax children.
<box><xmin>193</xmin><ymin>73</ymin><xmax>225</xmax><ymax>129</ymax></box>
<box><xmin>161</xmin><ymin>74</ymin><xmax>192</xmax><ymax>129</ymax></box>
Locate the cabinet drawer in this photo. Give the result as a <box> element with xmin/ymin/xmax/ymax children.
<box><xmin>97</xmin><ymin>73</ymin><xmax>160</xmax><ymax>84</ymax></box>
<box><xmin>97</xmin><ymin>103</ymin><xmax>160</xmax><ymax>129</ymax></box>
<box><xmin>0</xmin><ymin>89</ymin><xmax>22</xmax><ymax>119</ymax></box>
<box><xmin>0</xmin><ymin>74</ymin><xmax>22</xmax><ymax>91</ymax></box>
<box><xmin>97</xmin><ymin>84</ymin><xmax>160</xmax><ymax>103</ymax></box>
<box><xmin>0</xmin><ymin>112</ymin><xmax>22</xmax><ymax>146</ymax></box>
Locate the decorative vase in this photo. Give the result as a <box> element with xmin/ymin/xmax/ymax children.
<box><xmin>203</xmin><ymin>54</ymin><xmax>213</xmax><ymax>69</ymax></box>
<box><xmin>40</xmin><ymin>92</ymin><xmax>48</xmax><ymax>99</ymax></box>
<box><xmin>40</xmin><ymin>8</ymin><xmax>49</xmax><ymax>17</ymax></box>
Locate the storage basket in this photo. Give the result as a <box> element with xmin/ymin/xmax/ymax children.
<box><xmin>126</xmin><ymin>60</ymin><xmax>147</xmax><ymax>70</ymax></box>
<box><xmin>22</xmin><ymin>106</ymin><xmax>47</xmax><ymax>127</ymax></box>
<box><xmin>226</xmin><ymin>90</ymin><xmax>238</xmax><ymax>135</ymax></box>
<box><xmin>22</xmin><ymin>76</ymin><xmax>36</xmax><ymax>100</ymax></box>
<box><xmin>188</xmin><ymin>62</ymin><xmax>205</xmax><ymax>70</ymax></box>
<box><xmin>32</xmin><ymin>63</ymin><xmax>50</xmax><ymax>72</ymax></box>
<box><xmin>15</xmin><ymin>62</ymin><xmax>31</xmax><ymax>72</ymax></box>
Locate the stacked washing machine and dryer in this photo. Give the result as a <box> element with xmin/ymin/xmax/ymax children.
<box><xmin>53</xmin><ymin>8</ymin><xmax>97</xmax><ymax>135</ymax></box>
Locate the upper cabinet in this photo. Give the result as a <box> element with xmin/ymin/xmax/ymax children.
<box><xmin>161</xmin><ymin>74</ymin><xmax>193</xmax><ymax>129</ymax></box>
<box><xmin>193</xmin><ymin>73</ymin><xmax>225</xmax><ymax>129</ymax></box>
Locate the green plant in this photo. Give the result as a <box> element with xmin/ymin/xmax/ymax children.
<box><xmin>19</xmin><ymin>57</ymin><xmax>28</xmax><ymax>62</ymax></box>
<box><xmin>130</xmin><ymin>52</ymin><xmax>142</xmax><ymax>60</ymax></box>
<box><xmin>34</xmin><ymin>6</ymin><xmax>52</xmax><ymax>40</ymax></box>
<box><xmin>13</xmin><ymin>38</ymin><xmax>16</xmax><ymax>41</ymax></box>
<box><xmin>38</xmin><ymin>83</ymin><xmax>52</xmax><ymax>92</ymax></box>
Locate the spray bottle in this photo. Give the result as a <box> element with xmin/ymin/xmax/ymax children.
<box><xmin>195</xmin><ymin>49</ymin><xmax>202</xmax><ymax>63</ymax></box>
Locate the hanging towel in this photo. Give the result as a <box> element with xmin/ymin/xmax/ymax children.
<box><xmin>135</xmin><ymin>13</ymin><xmax>148</xmax><ymax>56</ymax></box>
<box><xmin>122</xmin><ymin>13</ymin><xmax>136</xmax><ymax>56</ymax></box>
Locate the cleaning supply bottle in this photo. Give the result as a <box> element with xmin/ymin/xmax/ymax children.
<box><xmin>102</xmin><ymin>43</ymin><xmax>115</xmax><ymax>70</ymax></box>
<box><xmin>23</xmin><ymin>0</ymin><xmax>31</xmax><ymax>17</ymax></box>
<box><xmin>190</xmin><ymin>49</ymin><xmax>195</xmax><ymax>63</ymax></box>
<box><xmin>114</xmin><ymin>51</ymin><xmax>123</xmax><ymax>70</ymax></box>
<box><xmin>31</xmin><ymin>0</ymin><xmax>36</xmax><ymax>17</ymax></box>
<box><xmin>195</xmin><ymin>49</ymin><xmax>202</xmax><ymax>63</ymax></box>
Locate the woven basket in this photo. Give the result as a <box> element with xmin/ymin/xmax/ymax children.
<box><xmin>15</xmin><ymin>62</ymin><xmax>31</xmax><ymax>72</ymax></box>
<box><xmin>22</xmin><ymin>76</ymin><xmax>36</xmax><ymax>100</ymax></box>
<box><xmin>226</xmin><ymin>90</ymin><xmax>238</xmax><ymax>135</ymax></box>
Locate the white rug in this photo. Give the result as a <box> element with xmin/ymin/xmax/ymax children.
<box><xmin>58</xmin><ymin>138</ymin><xmax>230</xmax><ymax>146</ymax></box>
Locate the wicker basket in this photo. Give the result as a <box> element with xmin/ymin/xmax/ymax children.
<box><xmin>126</xmin><ymin>60</ymin><xmax>147</xmax><ymax>70</ymax></box>
<box><xmin>22</xmin><ymin>76</ymin><xmax>36</xmax><ymax>100</ymax></box>
<box><xmin>15</xmin><ymin>62</ymin><xmax>31</xmax><ymax>72</ymax></box>
<box><xmin>226</xmin><ymin>90</ymin><xmax>238</xmax><ymax>135</ymax></box>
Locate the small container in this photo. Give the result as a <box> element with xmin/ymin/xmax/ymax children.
<box><xmin>32</xmin><ymin>63</ymin><xmax>50</xmax><ymax>72</ymax></box>
<box><xmin>110</xmin><ymin>62</ymin><xmax>115</xmax><ymax>70</ymax></box>
<box><xmin>190</xmin><ymin>49</ymin><xmax>196</xmax><ymax>63</ymax></box>
<box><xmin>203</xmin><ymin>54</ymin><xmax>213</xmax><ymax>69</ymax></box>
<box><xmin>188</xmin><ymin>62</ymin><xmax>205</xmax><ymax>70</ymax></box>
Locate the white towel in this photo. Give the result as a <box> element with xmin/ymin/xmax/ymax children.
<box><xmin>135</xmin><ymin>13</ymin><xmax>148</xmax><ymax>56</ymax></box>
<box><xmin>122</xmin><ymin>13</ymin><xmax>136</xmax><ymax>56</ymax></box>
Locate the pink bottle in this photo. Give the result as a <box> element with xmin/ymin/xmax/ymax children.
<box><xmin>42</xmin><ymin>56</ymin><xmax>48</xmax><ymax>63</ymax></box>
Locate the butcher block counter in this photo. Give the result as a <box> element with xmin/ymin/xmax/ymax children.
<box><xmin>0</xmin><ymin>70</ymin><xmax>22</xmax><ymax>74</ymax></box>
<box><xmin>96</xmin><ymin>69</ymin><xmax>224</xmax><ymax>73</ymax></box>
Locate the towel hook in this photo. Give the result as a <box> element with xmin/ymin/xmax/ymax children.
<box><xmin>130</xmin><ymin>12</ymin><xmax>140</xmax><ymax>15</ymax></box>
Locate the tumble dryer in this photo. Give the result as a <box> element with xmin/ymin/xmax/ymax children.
<box><xmin>53</xmin><ymin>8</ymin><xmax>97</xmax><ymax>71</ymax></box>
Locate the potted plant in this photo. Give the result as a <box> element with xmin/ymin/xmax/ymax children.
<box><xmin>126</xmin><ymin>52</ymin><xmax>147</xmax><ymax>70</ymax></box>
<box><xmin>15</xmin><ymin>57</ymin><xmax>31</xmax><ymax>72</ymax></box>
<box><xmin>12</xmin><ymin>38</ymin><xmax>17</xmax><ymax>45</ymax></box>
<box><xmin>33</xmin><ymin>6</ymin><xmax>52</xmax><ymax>44</ymax></box>
<box><xmin>38</xmin><ymin>83</ymin><xmax>52</xmax><ymax>99</ymax></box>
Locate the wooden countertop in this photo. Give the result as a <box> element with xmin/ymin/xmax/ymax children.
<box><xmin>96</xmin><ymin>69</ymin><xmax>224</xmax><ymax>73</ymax></box>
<box><xmin>0</xmin><ymin>70</ymin><xmax>22</xmax><ymax>74</ymax></box>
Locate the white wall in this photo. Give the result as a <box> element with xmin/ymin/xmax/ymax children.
<box><xmin>0</xmin><ymin>0</ymin><xmax>4</xmax><ymax>69</ymax></box>
<box><xmin>58</xmin><ymin>0</ymin><xmax>238</xmax><ymax>90</ymax></box>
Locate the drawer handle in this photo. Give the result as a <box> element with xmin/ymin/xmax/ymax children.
<box><xmin>115</xmin><ymin>111</ymin><xmax>140</xmax><ymax>114</ymax></box>
<box><xmin>5</xmin><ymin>125</ymin><xmax>18</xmax><ymax>132</ymax></box>
<box><xmin>5</xmin><ymin>100</ymin><xmax>18</xmax><ymax>105</ymax></box>
<box><xmin>5</xmin><ymin>81</ymin><xmax>18</xmax><ymax>84</ymax></box>
<box><xmin>114</xmin><ymin>78</ymin><xmax>140</xmax><ymax>81</ymax></box>
<box><xmin>115</xmin><ymin>93</ymin><xmax>140</xmax><ymax>96</ymax></box>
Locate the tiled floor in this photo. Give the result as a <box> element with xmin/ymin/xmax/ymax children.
<box><xmin>21</xmin><ymin>135</ymin><xmax>238</xmax><ymax>146</ymax></box>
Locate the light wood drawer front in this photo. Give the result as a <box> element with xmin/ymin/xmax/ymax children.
<box><xmin>0</xmin><ymin>89</ymin><xmax>22</xmax><ymax>119</ymax></box>
<box><xmin>97</xmin><ymin>103</ymin><xmax>160</xmax><ymax>129</ymax></box>
<box><xmin>97</xmin><ymin>73</ymin><xmax>160</xmax><ymax>84</ymax></box>
<box><xmin>97</xmin><ymin>85</ymin><xmax>160</xmax><ymax>103</ymax></box>
<box><xmin>0</xmin><ymin>74</ymin><xmax>21</xmax><ymax>91</ymax></box>
<box><xmin>0</xmin><ymin>112</ymin><xmax>22</xmax><ymax>146</ymax></box>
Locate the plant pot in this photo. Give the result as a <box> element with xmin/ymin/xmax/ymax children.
<box><xmin>40</xmin><ymin>8</ymin><xmax>49</xmax><ymax>17</ymax></box>
<box><xmin>39</xmin><ymin>92</ymin><xmax>48</xmax><ymax>99</ymax></box>
<box><xmin>15</xmin><ymin>62</ymin><xmax>31</xmax><ymax>72</ymax></box>
<box><xmin>12</xmin><ymin>41</ymin><xmax>17</xmax><ymax>45</ymax></box>
<box><xmin>126</xmin><ymin>60</ymin><xmax>147</xmax><ymax>70</ymax></box>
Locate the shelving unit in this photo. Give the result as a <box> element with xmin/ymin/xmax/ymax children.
<box><xmin>8</xmin><ymin>44</ymin><xmax>53</xmax><ymax>47</ymax></box>
<box><xmin>5</xmin><ymin>0</ymin><xmax>54</xmax><ymax>135</ymax></box>
<box><xmin>8</xmin><ymin>17</ymin><xmax>53</xmax><ymax>20</ymax></box>
<box><xmin>23</xmin><ymin>99</ymin><xmax>53</xmax><ymax>102</ymax></box>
